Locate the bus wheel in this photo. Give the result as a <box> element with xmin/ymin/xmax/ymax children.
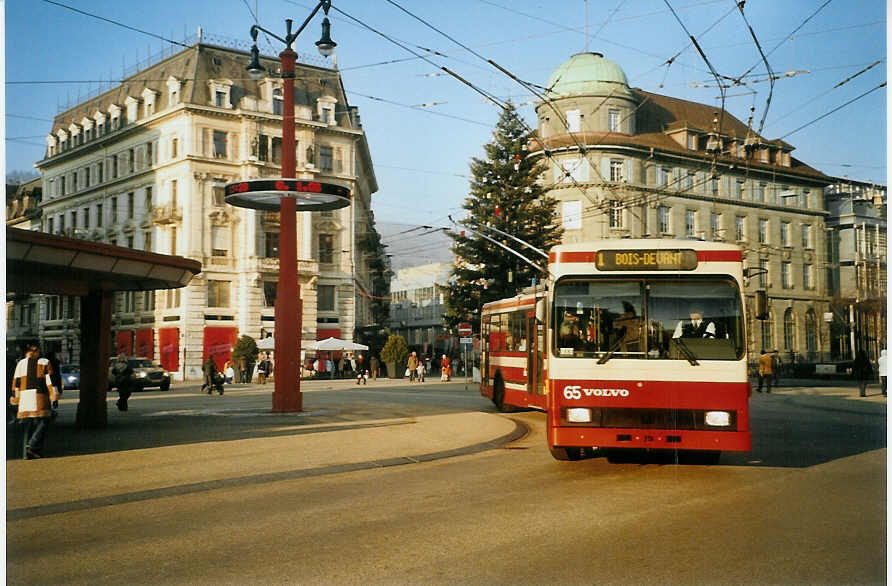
<box><xmin>492</xmin><ymin>375</ymin><xmax>513</xmax><ymax>413</ymax></box>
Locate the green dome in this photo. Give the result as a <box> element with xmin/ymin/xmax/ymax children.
<box><xmin>545</xmin><ymin>52</ymin><xmax>632</xmax><ymax>98</ymax></box>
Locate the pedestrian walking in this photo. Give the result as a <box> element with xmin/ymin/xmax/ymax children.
<box><xmin>9</xmin><ymin>344</ymin><xmax>60</xmax><ymax>459</ymax></box>
<box><xmin>878</xmin><ymin>349</ymin><xmax>887</xmax><ymax>397</ymax></box>
<box><xmin>771</xmin><ymin>349</ymin><xmax>780</xmax><ymax>385</ymax></box>
<box><xmin>201</xmin><ymin>355</ymin><xmax>217</xmax><ymax>394</ymax></box>
<box><xmin>440</xmin><ymin>354</ymin><xmax>451</xmax><ymax>382</ymax></box>
<box><xmin>407</xmin><ymin>351</ymin><xmax>419</xmax><ymax>382</ymax></box>
<box><xmin>757</xmin><ymin>349</ymin><xmax>773</xmax><ymax>394</ymax></box>
<box><xmin>370</xmin><ymin>355</ymin><xmax>379</xmax><ymax>381</ymax></box>
<box><xmin>237</xmin><ymin>356</ymin><xmax>247</xmax><ymax>383</ymax></box>
<box><xmin>853</xmin><ymin>350</ymin><xmax>872</xmax><ymax>397</ymax></box>
<box><xmin>257</xmin><ymin>353</ymin><xmax>272</xmax><ymax>384</ymax></box>
<box><xmin>416</xmin><ymin>360</ymin><xmax>425</xmax><ymax>382</ymax></box>
<box><xmin>223</xmin><ymin>359</ymin><xmax>234</xmax><ymax>384</ymax></box>
<box><xmin>111</xmin><ymin>352</ymin><xmax>135</xmax><ymax>410</ymax></box>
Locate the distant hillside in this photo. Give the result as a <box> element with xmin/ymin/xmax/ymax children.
<box><xmin>377</xmin><ymin>222</ymin><xmax>455</xmax><ymax>270</ymax></box>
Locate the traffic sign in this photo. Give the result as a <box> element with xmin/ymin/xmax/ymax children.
<box><xmin>460</xmin><ymin>337</ymin><xmax>474</xmax><ymax>345</ymax></box>
<box><xmin>458</xmin><ymin>322</ymin><xmax>472</xmax><ymax>336</ymax></box>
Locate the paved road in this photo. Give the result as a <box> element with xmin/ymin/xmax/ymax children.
<box><xmin>6</xmin><ymin>378</ymin><xmax>886</xmax><ymax>584</ymax></box>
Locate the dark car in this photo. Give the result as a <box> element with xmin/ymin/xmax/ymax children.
<box><xmin>60</xmin><ymin>364</ymin><xmax>80</xmax><ymax>389</ymax></box>
<box><xmin>109</xmin><ymin>357</ymin><xmax>171</xmax><ymax>392</ymax></box>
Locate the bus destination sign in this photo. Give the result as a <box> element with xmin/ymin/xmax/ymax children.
<box><xmin>595</xmin><ymin>249</ymin><xmax>698</xmax><ymax>271</ymax></box>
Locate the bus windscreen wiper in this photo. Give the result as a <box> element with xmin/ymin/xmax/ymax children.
<box><xmin>673</xmin><ymin>337</ymin><xmax>700</xmax><ymax>366</ymax></box>
<box><xmin>596</xmin><ymin>335</ymin><xmax>627</xmax><ymax>365</ymax></box>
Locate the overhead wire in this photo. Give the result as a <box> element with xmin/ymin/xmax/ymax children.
<box><xmin>40</xmin><ymin>0</ymin><xmax>189</xmax><ymax>47</ymax></box>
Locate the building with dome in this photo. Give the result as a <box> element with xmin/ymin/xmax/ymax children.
<box><xmin>531</xmin><ymin>51</ymin><xmax>843</xmax><ymax>360</ymax></box>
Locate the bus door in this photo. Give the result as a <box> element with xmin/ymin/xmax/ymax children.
<box><xmin>482</xmin><ymin>316</ymin><xmax>491</xmax><ymax>389</ymax></box>
<box><xmin>526</xmin><ymin>313</ymin><xmax>545</xmax><ymax>395</ymax></box>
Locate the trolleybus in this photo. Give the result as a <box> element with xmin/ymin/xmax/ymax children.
<box><xmin>481</xmin><ymin>239</ymin><xmax>751</xmax><ymax>463</ymax></box>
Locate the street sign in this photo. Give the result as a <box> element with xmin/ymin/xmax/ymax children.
<box><xmin>460</xmin><ymin>337</ymin><xmax>474</xmax><ymax>345</ymax></box>
<box><xmin>458</xmin><ymin>322</ymin><xmax>472</xmax><ymax>336</ymax></box>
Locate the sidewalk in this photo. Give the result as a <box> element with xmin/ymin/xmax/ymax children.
<box><xmin>6</xmin><ymin>379</ymin><xmax>522</xmax><ymax>517</ymax></box>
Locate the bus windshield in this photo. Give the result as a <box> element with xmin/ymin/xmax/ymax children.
<box><xmin>553</xmin><ymin>276</ymin><xmax>744</xmax><ymax>361</ymax></box>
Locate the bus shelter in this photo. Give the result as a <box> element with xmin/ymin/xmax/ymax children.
<box><xmin>6</xmin><ymin>227</ymin><xmax>201</xmax><ymax>428</ymax></box>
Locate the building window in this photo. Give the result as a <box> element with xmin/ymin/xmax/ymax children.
<box><xmin>97</xmin><ymin>203</ymin><xmax>103</xmax><ymax>227</ymax></box>
<box><xmin>318</xmin><ymin>233</ymin><xmax>334</xmax><ymax>263</ymax></box>
<box><xmin>658</xmin><ymin>167</ymin><xmax>671</xmax><ymax>187</ymax></box>
<box><xmin>733</xmin><ymin>179</ymin><xmax>743</xmax><ymax>199</ymax></box>
<box><xmin>801</xmin><ymin>224</ymin><xmax>812</xmax><ymax>249</ymax></box>
<box><xmin>781</xmin><ymin>221</ymin><xmax>790</xmax><ymax>247</ymax></box>
<box><xmin>97</xmin><ymin>162</ymin><xmax>103</xmax><ymax>183</ymax></box>
<box><xmin>263</xmin><ymin>282</ymin><xmax>277</xmax><ymax>307</ymax></box>
<box><xmin>758</xmin><ymin>219</ymin><xmax>768</xmax><ymax>244</ymax></box>
<box><xmin>803</xmin><ymin>264</ymin><xmax>814</xmax><ymax>290</ymax></box>
<box><xmin>171</xmin><ymin>138</ymin><xmax>178</xmax><ymax>159</ymax></box>
<box><xmin>144</xmin><ymin>230</ymin><xmax>152</xmax><ymax>252</ymax></box>
<box><xmin>685</xmin><ymin>210</ymin><xmax>696</xmax><ymax>237</ymax></box>
<box><xmin>272</xmin><ymin>137</ymin><xmax>282</xmax><ymax>164</ymax></box>
<box><xmin>166</xmin><ymin>288</ymin><xmax>180</xmax><ymax>309</ymax></box>
<box><xmin>658</xmin><ymin>205</ymin><xmax>670</xmax><ymax>234</ymax></box>
<box><xmin>215</xmin><ymin>90</ymin><xmax>227</xmax><ymax>108</ymax></box>
<box><xmin>124</xmin><ymin>291</ymin><xmax>136</xmax><ymax>313</ymax></box>
<box><xmin>127</xmin><ymin>192</ymin><xmax>135</xmax><ymax>219</ymax></box>
<box><xmin>783</xmin><ymin>308</ymin><xmax>794</xmax><ymax>350</ymax></box>
<box><xmin>761</xmin><ymin>318</ymin><xmax>773</xmax><ymax>350</ymax></box>
<box><xmin>143</xmin><ymin>290</ymin><xmax>155</xmax><ymax>311</ymax></box>
<box><xmin>682</xmin><ymin>170</ymin><xmax>694</xmax><ymax>190</ymax></box>
<box><xmin>757</xmin><ymin>182</ymin><xmax>766</xmax><ymax>202</ymax></box>
<box><xmin>212</xmin><ymin>131</ymin><xmax>227</xmax><ymax>159</ymax></box>
<box><xmin>264</xmin><ymin>232</ymin><xmax>280</xmax><ymax>258</ymax></box>
<box><xmin>171</xmin><ymin>180</ymin><xmax>178</xmax><ymax>207</ymax></box>
<box><xmin>145</xmin><ymin>186</ymin><xmax>153</xmax><ymax>212</ymax></box>
<box><xmin>781</xmin><ymin>261</ymin><xmax>792</xmax><ymax>289</ymax></box>
<box><xmin>272</xmin><ymin>89</ymin><xmax>283</xmax><ymax>115</ymax></box>
<box><xmin>608</xmin><ymin>201</ymin><xmax>623</xmax><ymax>229</ymax></box>
<box><xmin>112</xmin><ymin>155</ymin><xmax>118</xmax><ymax>179</ymax></box>
<box><xmin>711</xmin><ymin>212</ymin><xmax>721</xmax><ymax>239</ymax></box>
<box><xmin>759</xmin><ymin>258</ymin><xmax>768</xmax><ymax>288</ymax></box>
<box><xmin>127</xmin><ymin>235</ymin><xmax>134</xmax><ymax>249</ymax></box>
<box><xmin>212</xmin><ymin>185</ymin><xmax>225</xmax><ymax>206</ymax></box>
<box><xmin>687</xmin><ymin>134</ymin><xmax>697</xmax><ymax>150</ymax></box>
<box><xmin>128</xmin><ymin>148</ymin><xmax>135</xmax><ymax>173</ymax></box>
<box><xmin>565</xmin><ymin>109</ymin><xmax>581</xmax><ymax>133</ymax></box>
<box><xmin>258</xmin><ymin>134</ymin><xmax>269</xmax><ymax>161</ymax></box>
<box><xmin>111</xmin><ymin>197</ymin><xmax>118</xmax><ymax>222</ymax></box>
<box><xmin>735</xmin><ymin>216</ymin><xmax>745</xmax><ymax>241</ymax></box>
<box><xmin>47</xmin><ymin>217</ymin><xmax>54</xmax><ymax>233</ymax></box>
<box><xmin>170</xmin><ymin>226</ymin><xmax>177</xmax><ymax>255</ymax></box>
<box><xmin>318</xmin><ymin>285</ymin><xmax>335</xmax><ymax>312</ymax></box>
<box><xmin>710</xmin><ymin>176</ymin><xmax>719</xmax><ymax>195</ymax></box>
<box><xmin>207</xmin><ymin>280</ymin><xmax>231</xmax><ymax>307</ymax></box>
<box><xmin>609</xmin><ymin>159</ymin><xmax>624</xmax><ymax>182</ymax></box>
<box><xmin>319</xmin><ymin>146</ymin><xmax>333</xmax><ymax>172</ymax></box>
<box><xmin>83</xmin><ymin>207</ymin><xmax>90</xmax><ymax>228</ymax></box>
<box><xmin>608</xmin><ymin>109</ymin><xmax>620</xmax><ymax>133</ymax></box>
<box><xmin>805</xmin><ymin>310</ymin><xmax>817</xmax><ymax>356</ymax></box>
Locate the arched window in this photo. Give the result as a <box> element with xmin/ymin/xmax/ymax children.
<box><xmin>805</xmin><ymin>309</ymin><xmax>818</xmax><ymax>359</ymax></box>
<box><xmin>783</xmin><ymin>308</ymin><xmax>794</xmax><ymax>350</ymax></box>
<box><xmin>272</xmin><ymin>88</ymin><xmax>283</xmax><ymax>115</ymax></box>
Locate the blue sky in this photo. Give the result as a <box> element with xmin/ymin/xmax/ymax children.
<box><xmin>4</xmin><ymin>0</ymin><xmax>887</xmax><ymax>261</ymax></box>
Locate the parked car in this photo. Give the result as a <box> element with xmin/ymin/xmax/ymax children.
<box><xmin>60</xmin><ymin>364</ymin><xmax>80</xmax><ymax>389</ymax></box>
<box><xmin>109</xmin><ymin>357</ymin><xmax>171</xmax><ymax>392</ymax></box>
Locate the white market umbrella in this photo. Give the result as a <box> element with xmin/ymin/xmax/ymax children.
<box><xmin>256</xmin><ymin>337</ymin><xmax>275</xmax><ymax>350</ymax></box>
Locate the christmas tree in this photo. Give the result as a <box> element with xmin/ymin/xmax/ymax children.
<box><xmin>445</xmin><ymin>103</ymin><xmax>563</xmax><ymax>330</ymax></box>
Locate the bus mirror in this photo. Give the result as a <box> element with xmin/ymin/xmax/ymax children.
<box><xmin>755</xmin><ymin>289</ymin><xmax>768</xmax><ymax>320</ymax></box>
<box><xmin>535</xmin><ymin>299</ymin><xmax>546</xmax><ymax>323</ymax></box>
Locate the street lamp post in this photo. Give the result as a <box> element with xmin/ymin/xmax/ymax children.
<box><xmin>229</xmin><ymin>1</ymin><xmax>341</xmax><ymax>413</ymax></box>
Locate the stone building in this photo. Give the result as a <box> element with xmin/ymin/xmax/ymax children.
<box><xmin>825</xmin><ymin>179</ymin><xmax>886</xmax><ymax>360</ymax></box>
<box><xmin>26</xmin><ymin>39</ymin><xmax>379</xmax><ymax>379</ymax></box>
<box><xmin>388</xmin><ymin>262</ymin><xmax>454</xmax><ymax>360</ymax></box>
<box><xmin>531</xmin><ymin>52</ymin><xmax>836</xmax><ymax>359</ymax></box>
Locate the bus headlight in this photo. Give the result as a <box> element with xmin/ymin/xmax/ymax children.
<box><xmin>566</xmin><ymin>408</ymin><xmax>592</xmax><ymax>423</ymax></box>
<box><xmin>705</xmin><ymin>411</ymin><xmax>731</xmax><ymax>427</ymax></box>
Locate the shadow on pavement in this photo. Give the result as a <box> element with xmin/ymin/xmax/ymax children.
<box><xmin>6</xmin><ymin>382</ymin><xmax>491</xmax><ymax>460</ymax></box>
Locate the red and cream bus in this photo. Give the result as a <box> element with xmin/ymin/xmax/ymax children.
<box><xmin>481</xmin><ymin>239</ymin><xmax>751</xmax><ymax>463</ymax></box>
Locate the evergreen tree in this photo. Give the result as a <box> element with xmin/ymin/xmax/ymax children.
<box><xmin>445</xmin><ymin>103</ymin><xmax>563</xmax><ymax>330</ymax></box>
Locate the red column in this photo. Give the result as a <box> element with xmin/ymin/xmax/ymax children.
<box><xmin>273</xmin><ymin>48</ymin><xmax>302</xmax><ymax>412</ymax></box>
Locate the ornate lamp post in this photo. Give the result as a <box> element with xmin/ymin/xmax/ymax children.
<box><xmin>226</xmin><ymin>0</ymin><xmax>348</xmax><ymax>413</ymax></box>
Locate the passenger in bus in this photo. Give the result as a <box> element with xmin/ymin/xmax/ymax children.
<box><xmin>612</xmin><ymin>301</ymin><xmax>642</xmax><ymax>352</ymax></box>
<box><xmin>559</xmin><ymin>312</ymin><xmax>581</xmax><ymax>347</ymax></box>
<box><xmin>672</xmin><ymin>305</ymin><xmax>716</xmax><ymax>339</ymax></box>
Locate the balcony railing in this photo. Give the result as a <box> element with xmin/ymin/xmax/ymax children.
<box><xmin>151</xmin><ymin>204</ymin><xmax>182</xmax><ymax>225</ymax></box>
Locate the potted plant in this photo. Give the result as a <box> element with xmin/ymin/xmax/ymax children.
<box><xmin>380</xmin><ymin>334</ymin><xmax>409</xmax><ymax>378</ymax></box>
<box><xmin>231</xmin><ymin>335</ymin><xmax>259</xmax><ymax>383</ymax></box>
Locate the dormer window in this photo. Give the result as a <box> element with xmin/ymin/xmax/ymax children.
<box><xmin>167</xmin><ymin>76</ymin><xmax>181</xmax><ymax>106</ymax></box>
<box><xmin>142</xmin><ymin>88</ymin><xmax>158</xmax><ymax>117</ymax></box>
<box><xmin>125</xmin><ymin>96</ymin><xmax>140</xmax><ymax>123</ymax></box>
<box><xmin>208</xmin><ymin>79</ymin><xmax>233</xmax><ymax>109</ymax></box>
<box><xmin>316</xmin><ymin>96</ymin><xmax>337</xmax><ymax>125</ymax></box>
<box><xmin>687</xmin><ymin>133</ymin><xmax>697</xmax><ymax>150</ymax></box>
<box><xmin>109</xmin><ymin>104</ymin><xmax>121</xmax><ymax>130</ymax></box>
